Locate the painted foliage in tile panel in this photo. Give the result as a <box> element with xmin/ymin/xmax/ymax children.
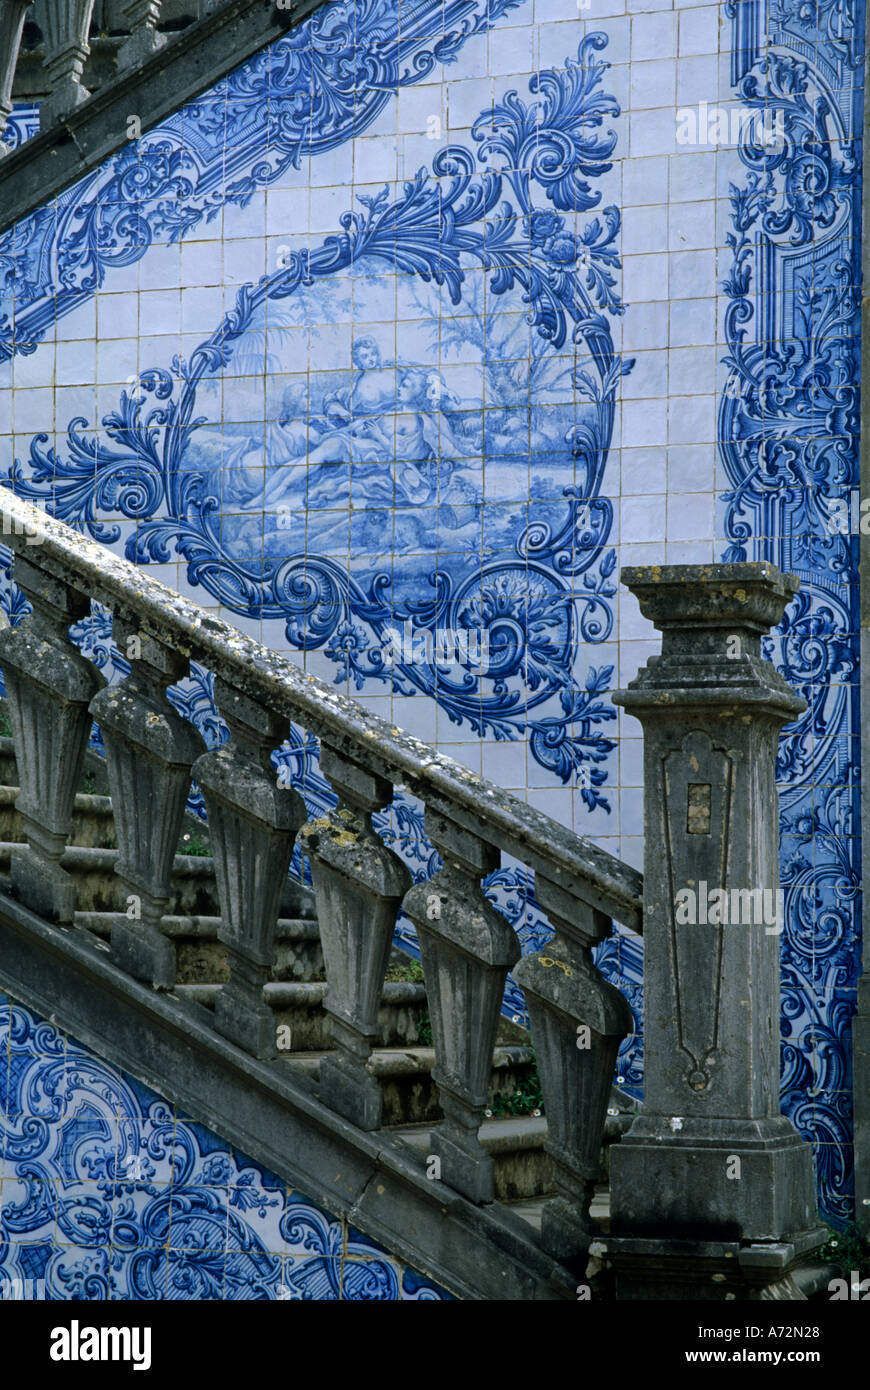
<box><xmin>0</xmin><ymin>0</ymin><xmax>862</xmax><ymax>1236</ymax></box>
<box><xmin>0</xmin><ymin>994</ymin><xmax>449</xmax><ymax>1300</ymax></box>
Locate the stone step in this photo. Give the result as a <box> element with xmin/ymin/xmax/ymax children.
<box><xmin>395</xmin><ymin>1115</ymin><xmax>554</xmax><ymax>1202</ymax></box>
<box><xmin>0</xmin><ymin>842</ymin><xmax>223</xmax><ymax>915</ymax></box>
<box><xmin>282</xmin><ymin>1045</ymin><xmax>539</xmax><ymax>1127</ymax></box>
<box><xmin>0</xmin><ymin>786</ymin><xmax>117</xmax><ymax>849</ymax></box>
<box><xmin>505</xmin><ymin>1185</ymin><xmax>610</xmax><ymax>1235</ymax></box>
<box><xmin>175</xmin><ymin>979</ymin><xmax>428</xmax><ymax>1048</ymax></box>
<box><xmin>0</xmin><ymin>735</ymin><xmax>109</xmax><ymax>796</ymax></box>
<box><xmin>75</xmin><ymin>912</ymin><xmax>323</xmax><ymax>983</ymax></box>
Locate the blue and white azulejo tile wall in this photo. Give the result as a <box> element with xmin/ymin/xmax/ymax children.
<box><xmin>0</xmin><ymin>991</ymin><xmax>448</xmax><ymax>1299</ymax></box>
<box><xmin>0</xmin><ymin>0</ymin><xmax>863</xmax><ymax>1251</ymax></box>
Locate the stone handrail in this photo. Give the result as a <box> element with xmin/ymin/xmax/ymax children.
<box><xmin>0</xmin><ymin>491</ymin><xmax>643</xmax><ymax>927</ymax></box>
<box><xmin>0</xmin><ymin>487</ymin><xmax>640</xmax><ymax>1256</ymax></box>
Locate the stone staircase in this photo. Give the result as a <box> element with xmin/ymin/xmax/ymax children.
<box><xmin>0</xmin><ymin>490</ymin><xmax>826</xmax><ymax>1299</ymax></box>
<box><xmin>0</xmin><ymin>722</ymin><xmax>630</xmax><ymax>1220</ymax></box>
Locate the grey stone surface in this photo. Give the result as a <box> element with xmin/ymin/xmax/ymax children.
<box><xmin>193</xmin><ymin>678</ymin><xmax>305</xmax><ymax>1058</ymax></box>
<box><xmin>403</xmin><ymin>803</ymin><xmax>520</xmax><ymax>1204</ymax></box>
<box><xmin>90</xmin><ymin>618</ymin><xmax>204</xmax><ymax>989</ymax></box>
<box><xmin>607</xmin><ymin>562</ymin><xmax>824</xmax><ymax>1295</ymax></box>
<box><xmin>38</xmin><ymin>0</ymin><xmax>96</xmax><ymax>127</ymax></box>
<box><xmin>0</xmin><ymin>0</ymin><xmax>324</xmax><ymax>234</ymax></box>
<box><xmin>593</xmin><ymin>1230</ymin><xmax>830</xmax><ymax>1300</ymax></box>
<box><xmin>0</xmin><ymin>1</ymin><xmax>31</xmax><ymax>143</ymax></box>
<box><xmin>116</xmin><ymin>0</ymin><xmax>166</xmax><ymax>69</ymax></box>
<box><xmin>301</xmin><ymin>741</ymin><xmax>411</xmax><ymax>1130</ymax></box>
<box><xmin>0</xmin><ymin>554</ymin><xmax>104</xmax><ymax>922</ymax></box>
<box><xmin>513</xmin><ymin>878</ymin><xmax>632</xmax><ymax>1260</ymax></box>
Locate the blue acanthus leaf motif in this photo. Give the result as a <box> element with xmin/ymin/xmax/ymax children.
<box><xmin>5</xmin><ymin>38</ymin><xmax>627</xmax><ymax>801</ymax></box>
<box><xmin>0</xmin><ymin>999</ymin><xmax>448</xmax><ymax>1299</ymax></box>
<box><xmin>0</xmin><ymin>0</ymin><xmax>526</xmax><ymax>361</ymax></box>
<box><xmin>720</xmin><ymin>0</ymin><xmax>861</xmax><ymax>1225</ymax></box>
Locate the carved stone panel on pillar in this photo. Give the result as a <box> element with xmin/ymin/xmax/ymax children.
<box><xmin>606</xmin><ymin>562</ymin><xmax>827</xmax><ymax>1298</ymax></box>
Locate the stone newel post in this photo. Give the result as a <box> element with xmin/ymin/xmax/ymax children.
<box><xmin>607</xmin><ymin>562</ymin><xmax>827</xmax><ymax>1298</ymax></box>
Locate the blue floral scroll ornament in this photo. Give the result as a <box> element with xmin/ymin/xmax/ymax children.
<box><xmin>719</xmin><ymin>0</ymin><xmax>862</xmax><ymax>1221</ymax></box>
<box><xmin>6</xmin><ymin>35</ymin><xmax>631</xmax><ymax>804</ymax></box>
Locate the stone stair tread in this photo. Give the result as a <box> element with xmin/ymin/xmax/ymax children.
<box><xmin>0</xmin><ymin>841</ymin><xmax>217</xmax><ymax>873</ymax></box>
<box><xmin>173</xmin><ymin>980</ymin><xmax>427</xmax><ymax>1007</ymax></box>
<box><xmin>393</xmin><ymin>1114</ymin><xmax>548</xmax><ymax>1153</ymax></box>
<box><xmin>279</xmin><ymin>1044</ymin><xmax>535</xmax><ymax>1077</ymax></box>
<box><xmin>504</xmin><ymin>1186</ymin><xmax>610</xmax><ymax>1233</ymax></box>
<box><xmin>74</xmin><ymin>912</ymin><xmax>320</xmax><ymax>938</ymax></box>
<box><xmin>0</xmin><ymin>786</ymin><xmax>114</xmax><ymax>813</ymax></box>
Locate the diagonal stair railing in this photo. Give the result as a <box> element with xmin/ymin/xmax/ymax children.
<box><xmin>0</xmin><ymin>490</ymin><xmax>640</xmax><ymax>1268</ymax></box>
<box><xmin>0</xmin><ymin>491</ymin><xmax>825</xmax><ymax>1297</ymax></box>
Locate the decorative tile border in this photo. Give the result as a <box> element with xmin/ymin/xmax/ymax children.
<box><xmin>720</xmin><ymin>0</ymin><xmax>863</xmax><ymax>1223</ymax></box>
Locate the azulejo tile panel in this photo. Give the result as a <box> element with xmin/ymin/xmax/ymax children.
<box><xmin>0</xmin><ymin>994</ymin><xmax>449</xmax><ymax>1300</ymax></box>
<box><xmin>0</xmin><ymin>0</ymin><xmax>862</xmax><ymax>1233</ymax></box>
<box><xmin>717</xmin><ymin>0</ymin><xmax>863</xmax><ymax>1225</ymax></box>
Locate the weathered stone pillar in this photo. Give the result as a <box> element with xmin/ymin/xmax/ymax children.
<box><xmin>90</xmin><ymin>620</ymin><xmax>204</xmax><ymax>989</ymax></box>
<box><xmin>0</xmin><ymin>555</ymin><xmax>104</xmax><ymax>922</ymax></box>
<box><xmin>606</xmin><ymin>562</ymin><xmax>827</xmax><ymax>1297</ymax></box>
<box><xmin>513</xmin><ymin>877</ymin><xmax>632</xmax><ymax>1260</ymax></box>
<box><xmin>0</xmin><ymin>1</ymin><xmax>32</xmax><ymax>149</ymax></box>
<box><xmin>38</xmin><ymin>0</ymin><xmax>97</xmax><ymax>127</ymax></box>
<box><xmin>193</xmin><ymin>681</ymin><xmax>305</xmax><ymax>1058</ymax></box>
<box><xmin>300</xmin><ymin>742</ymin><xmax>411</xmax><ymax>1130</ymax></box>
<box><xmin>404</xmin><ymin>804</ymin><xmax>520</xmax><ymax>1203</ymax></box>
<box><xmin>116</xmin><ymin>0</ymin><xmax>164</xmax><ymax>70</ymax></box>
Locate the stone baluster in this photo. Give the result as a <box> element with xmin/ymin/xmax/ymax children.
<box><xmin>38</xmin><ymin>0</ymin><xmax>96</xmax><ymax>128</ymax></box>
<box><xmin>116</xmin><ymin>1</ymin><xmax>164</xmax><ymax>69</ymax></box>
<box><xmin>300</xmin><ymin>742</ymin><xmax>411</xmax><ymax>1130</ymax></box>
<box><xmin>606</xmin><ymin>562</ymin><xmax>826</xmax><ymax>1298</ymax></box>
<box><xmin>403</xmin><ymin>803</ymin><xmax>520</xmax><ymax>1203</ymax></box>
<box><xmin>0</xmin><ymin>1</ymin><xmax>32</xmax><ymax>150</ymax></box>
<box><xmin>513</xmin><ymin>876</ymin><xmax>633</xmax><ymax>1260</ymax></box>
<box><xmin>90</xmin><ymin>619</ymin><xmax>204</xmax><ymax>989</ymax></box>
<box><xmin>193</xmin><ymin>679</ymin><xmax>305</xmax><ymax>1058</ymax></box>
<box><xmin>0</xmin><ymin>555</ymin><xmax>104</xmax><ymax>922</ymax></box>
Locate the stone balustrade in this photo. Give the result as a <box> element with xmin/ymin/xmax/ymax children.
<box><xmin>37</xmin><ymin>0</ymin><xmax>97</xmax><ymax>127</ymax></box>
<box><xmin>0</xmin><ymin>0</ymin><xmax>32</xmax><ymax>147</ymax></box>
<box><xmin>0</xmin><ymin>492</ymin><xmax>821</xmax><ymax>1292</ymax></box>
<box><xmin>0</xmin><ymin>489</ymin><xmax>642</xmax><ymax>1255</ymax></box>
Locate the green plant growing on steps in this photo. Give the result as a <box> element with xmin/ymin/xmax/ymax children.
<box><xmin>819</xmin><ymin>1224</ymin><xmax>870</xmax><ymax>1282</ymax></box>
<box><xmin>178</xmin><ymin>832</ymin><xmax>209</xmax><ymax>857</ymax></box>
<box><xmin>491</xmin><ymin>1058</ymin><xmax>544</xmax><ymax>1117</ymax></box>
<box><xmin>385</xmin><ymin>956</ymin><xmax>424</xmax><ymax>983</ymax></box>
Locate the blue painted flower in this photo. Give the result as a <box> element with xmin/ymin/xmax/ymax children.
<box><xmin>200</xmin><ymin>1155</ymin><xmax>232</xmax><ymax>1185</ymax></box>
<box><xmin>526</xmin><ymin>210</ymin><xmax>578</xmax><ymax>264</ymax></box>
